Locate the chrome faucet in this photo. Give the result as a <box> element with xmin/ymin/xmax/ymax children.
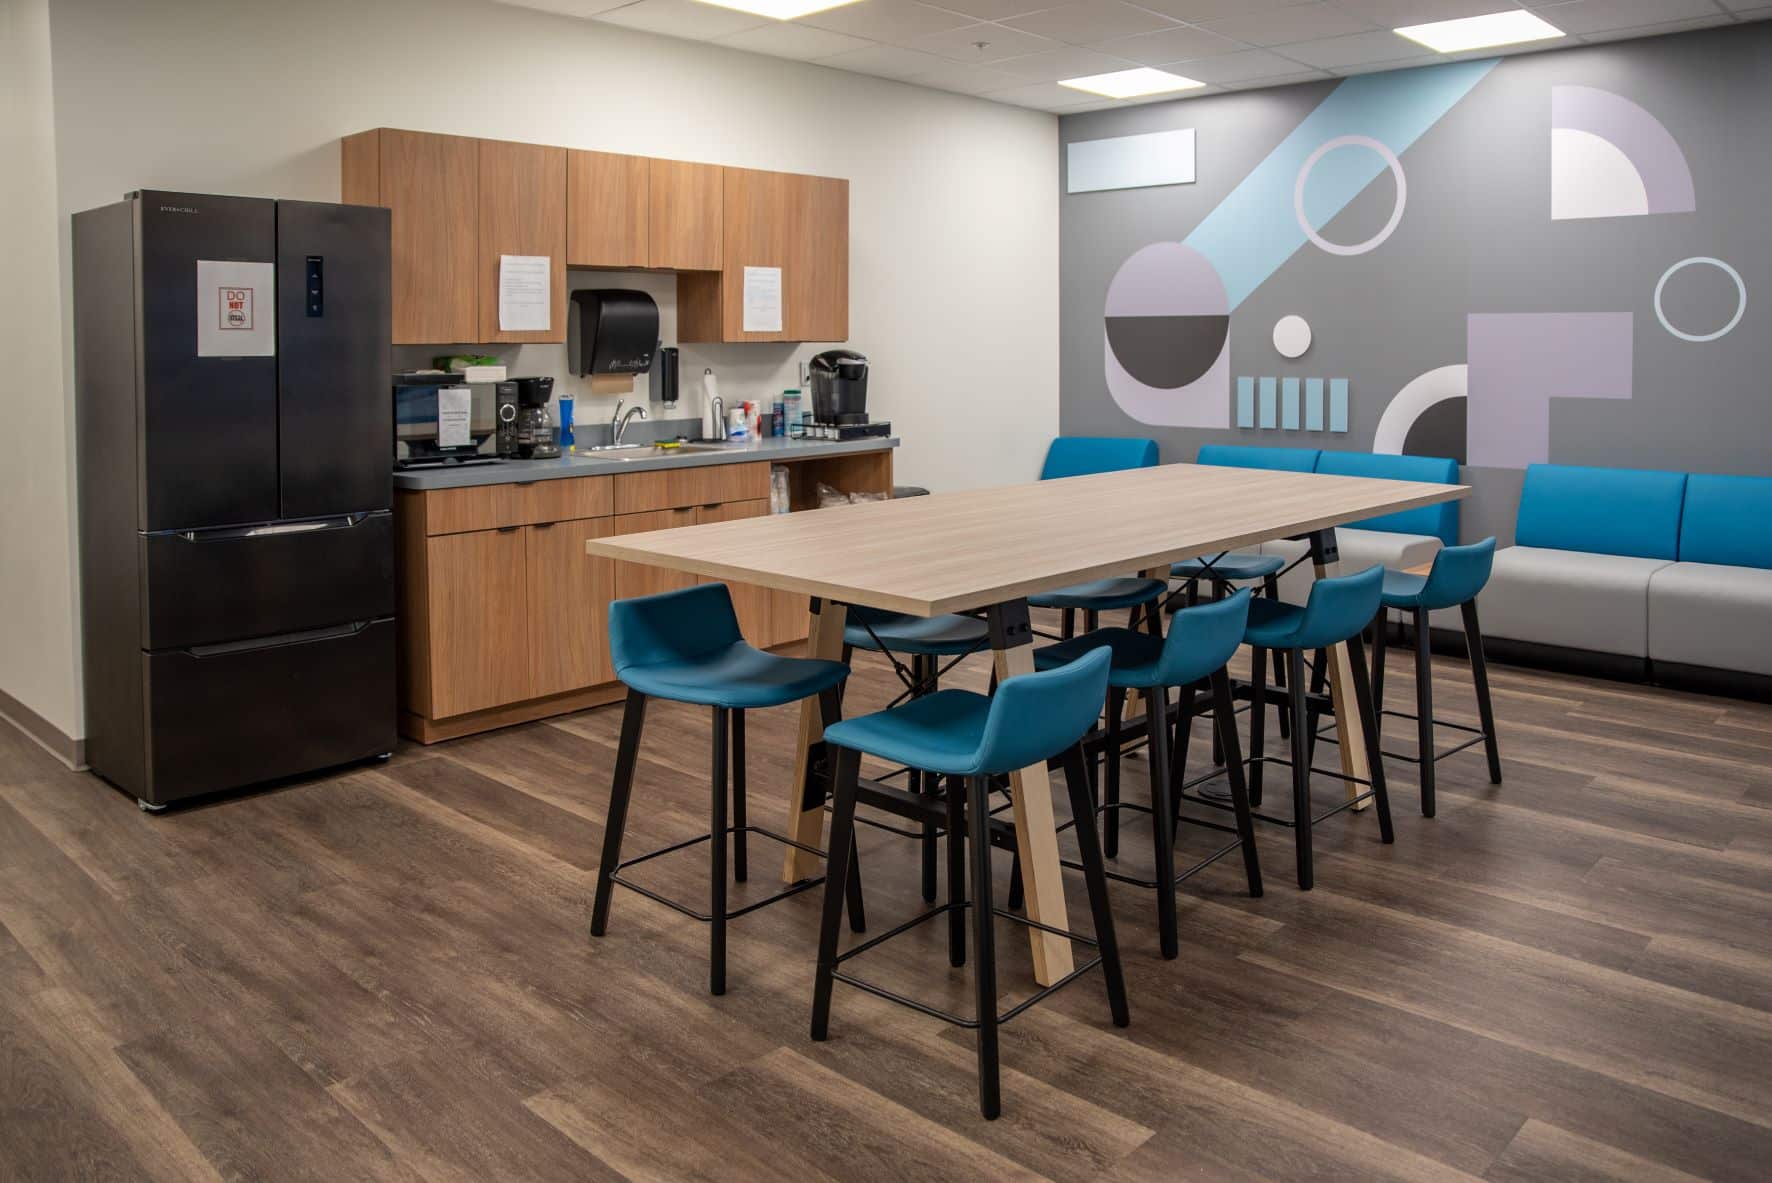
<box><xmin>611</xmin><ymin>399</ymin><xmax>648</xmax><ymax>445</ymax></box>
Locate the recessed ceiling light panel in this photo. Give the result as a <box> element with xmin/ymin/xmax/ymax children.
<box><xmin>692</xmin><ymin>0</ymin><xmax>863</xmax><ymax>20</ymax></box>
<box><xmin>1058</xmin><ymin>67</ymin><xmax>1205</xmax><ymax>100</ymax></box>
<box><xmin>1394</xmin><ymin>10</ymin><xmax>1564</xmax><ymax>53</ymax></box>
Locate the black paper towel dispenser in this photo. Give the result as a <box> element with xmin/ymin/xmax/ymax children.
<box><xmin>569</xmin><ymin>289</ymin><xmax>659</xmax><ymax>377</ymax></box>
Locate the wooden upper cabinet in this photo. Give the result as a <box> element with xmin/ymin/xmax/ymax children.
<box><xmin>649</xmin><ymin>159</ymin><xmax>723</xmax><ymax>271</ymax></box>
<box><xmin>342</xmin><ymin>128</ymin><xmax>478</xmax><ymax>345</ymax></box>
<box><xmin>478</xmin><ymin>138</ymin><xmax>567</xmax><ymax>344</ymax></box>
<box><xmin>567</xmin><ymin>149</ymin><xmax>648</xmax><ymax>269</ymax></box>
<box><xmin>678</xmin><ymin>167</ymin><xmax>848</xmax><ymax>344</ymax></box>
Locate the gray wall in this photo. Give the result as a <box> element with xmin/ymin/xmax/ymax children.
<box><xmin>1060</xmin><ymin>25</ymin><xmax>1771</xmax><ymax>544</ymax></box>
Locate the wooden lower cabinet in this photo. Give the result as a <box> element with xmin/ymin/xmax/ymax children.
<box><xmin>696</xmin><ymin>499</ymin><xmax>780</xmax><ymax>646</ymax></box>
<box><xmin>526</xmin><ymin>518</ymin><xmax>615</xmax><ymax>698</ymax></box>
<box><xmin>423</xmin><ymin>528</ymin><xmax>531</xmax><ymax>719</ymax></box>
<box><xmin>612</xmin><ymin>508</ymin><xmax>698</xmax><ymax>600</ymax></box>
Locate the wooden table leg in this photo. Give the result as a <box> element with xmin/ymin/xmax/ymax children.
<box><xmin>989</xmin><ymin>600</ymin><xmax>1075</xmax><ymax>986</ymax></box>
<box><xmin>1308</xmin><ymin>529</ymin><xmax>1372</xmax><ymax>810</ymax></box>
<box><xmin>783</xmin><ymin>598</ymin><xmax>848</xmax><ymax>882</ymax></box>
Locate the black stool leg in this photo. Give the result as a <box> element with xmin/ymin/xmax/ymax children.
<box><xmin>1062</xmin><ymin>608</ymin><xmax>1075</xmax><ymax>639</ymax></box>
<box><xmin>947</xmin><ymin>773</ymin><xmax>966</xmax><ymax>967</ymax></box>
<box><xmin>1462</xmin><ymin>600</ymin><xmax>1503</xmax><ymax>785</ymax></box>
<box><xmin>591</xmin><ymin>689</ymin><xmax>647</xmax><ymax>938</ymax></box>
<box><xmin>1085</xmin><ymin>608</ymin><xmax>1100</xmax><ymax>633</ymax></box>
<box><xmin>917</xmin><ymin>657</ymin><xmax>939</xmax><ymax>904</ymax></box>
<box><xmin>1171</xmin><ymin>682</ymin><xmax>1196</xmax><ymax>835</ymax></box>
<box><xmin>1248</xmin><ymin>646</ymin><xmax>1268</xmax><ymax>808</ymax></box>
<box><xmin>1104</xmin><ymin>688</ymin><xmax>1125</xmax><ymax>859</ymax></box>
<box><xmin>1146</xmin><ymin>684</ymin><xmax>1180</xmax><ymax>959</ymax></box>
<box><xmin>1209</xmin><ymin>669</ymin><xmax>1262</xmax><ymax>897</ymax></box>
<box><xmin>1060</xmin><ymin>746</ymin><xmax>1128</xmax><ymax>1028</ymax></box>
<box><xmin>1305</xmin><ymin>648</ymin><xmax>1328</xmax><ymax>769</ymax></box>
<box><xmin>1371</xmin><ymin>609</ymin><xmax>1388</xmax><ymax>744</ymax></box>
<box><xmin>811</xmin><ymin>745</ymin><xmax>863</xmax><ymax>1041</ymax></box>
<box><xmin>1346</xmin><ymin>631</ymin><xmax>1394</xmax><ymax>844</ymax></box>
<box><xmin>812</xmin><ymin>685</ymin><xmax>867</xmax><ymax>936</ymax></box>
<box><xmin>710</xmin><ymin>707</ymin><xmax>729</xmax><ymax>995</ymax></box>
<box><xmin>966</xmin><ymin>773</ymin><xmax>1002</xmax><ymax>1120</ymax></box>
<box><xmin>1412</xmin><ymin>607</ymin><xmax>1436</xmax><ymax>817</ymax></box>
<box><xmin>732</xmin><ymin>708</ymin><xmax>747</xmax><ymax>883</ymax></box>
<box><xmin>1007</xmin><ymin>848</ymin><xmax>1024</xmax><ymax>912</ymax></box>
<box><xmin>1287</xmin><ymin>648</ymin><xmax>1313</xmax><ymax>891</ymax></box>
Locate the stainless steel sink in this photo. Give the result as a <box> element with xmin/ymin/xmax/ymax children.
<box><xmin>586</xmin><ymin>442</ymin><xmax>733</xmax><ymax>461</ymax></box>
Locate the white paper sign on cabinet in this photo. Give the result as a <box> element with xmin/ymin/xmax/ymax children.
<box><xmin>743</xmin><ymin>266</ymin><xmax>783</xmax><ymax>333</ymax></box>
<box><xmin>499</xmin><ymin>255</ymin><xmax>551</xmax><ymax>332</ymax></box>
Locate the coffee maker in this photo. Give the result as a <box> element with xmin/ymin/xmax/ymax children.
<box><xmin>808</xmin><ymin>350</ymin><xmax>888</xmax><ymax>440</ymax></box>
<box><xmin>505</xmin><ymin>376</ymin><xmax>559</xmax><ymax>459</ymax></box>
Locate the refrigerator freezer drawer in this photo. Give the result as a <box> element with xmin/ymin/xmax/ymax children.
<box><xmin>141</xmin><ymin>618</ymin><xmax>396</xmax><ymax>805</ymax></box>
<box><xmin>142</xmin><ymin>511</ymin><xmax>394</xmax><ymax>650</ymax></box>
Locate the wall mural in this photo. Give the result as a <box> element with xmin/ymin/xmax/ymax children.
<box><xmin>1073</xmin><ymin>24</ymin><xmax>1761</xmax><ymax>517</ymax></box>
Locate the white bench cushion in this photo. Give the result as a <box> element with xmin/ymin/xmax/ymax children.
<box><xmin>1648</xmin><ymin>562</ymin><xmax>1772</xmax><ymax>676</ymax></box>
<box><xmin>1472</xmin><ymin>546</ymin><xmax>1671</xmax><ymax>657</ymax></box>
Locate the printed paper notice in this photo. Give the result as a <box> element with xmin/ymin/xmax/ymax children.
<box><xmin>498</xmin><ymin>255</ymin><xmax>551</xmax><ymax>332</ymax></box>
<box><xmin>437</xmin><ymin>385</ymin><xmax>472</xmax><ymax>448</ymax></box>
<box><xmin>196</xmin><ymin>260</ymin><xmax>276</xmax><ymax>357</ymax></box>
<box><xmin>743</xmin><ymin>266</ymin><xmax>782</xmax><ymax>333</ymax></box>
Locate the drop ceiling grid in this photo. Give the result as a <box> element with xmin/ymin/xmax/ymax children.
<box><xmin>498</xmin><ymin>0</ymin><xmax>1762</xmax><ymax>112</ymax></box>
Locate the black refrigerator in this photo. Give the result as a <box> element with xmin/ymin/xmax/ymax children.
<box><xmin>74</xmin><ymin>190</ymin><xmax>396</xmax><ymax>810</ymax></box>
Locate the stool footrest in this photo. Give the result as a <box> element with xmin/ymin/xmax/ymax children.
<box><xmin>608</xmin><ymin>825</ymin><xmax>827</xmax><ymax>923</ymax></box>
<box><xmin>1178</xmin><ymin>760</ymin><xmax>1377</xmax><ymax>831</ymax></box>
<box><xmin>829</xmin><ymin>901</ymin><xmax>1104</xmax><ymax>1030</ymax></box>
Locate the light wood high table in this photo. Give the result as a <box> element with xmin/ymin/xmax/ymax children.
<box><xmin>587</xmin><ymin>462</ymin><xmax>1467</xmax><ymax>986</ymax></box>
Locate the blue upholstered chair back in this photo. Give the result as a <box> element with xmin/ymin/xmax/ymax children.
<box><xmin>1290</xmin><ymin>565</ymin><xmax>1385</xmax><ymax>651</ymax></box>
<box><xmin>1041</xmin><ymin>436</ymin><xmax>1159</xmax><ymax>480</ymax></box>
<box><xmin>1515</xmin><ymin>464</ymin><xmax>1686</xmax><ymax>560</ymax></box>
<box><xmin>1195</xmin><ymin>444</ymin><xmax>1320</xmax><ymax>472</ymax></box>
<box><xmin>1416</xmin><ymin>538</ymin><xmax>1497</xmax><ymax>611</ymax></box>
<box><xmin>609</xmin><ymin>584</ymin><xmax>741</xmax><ymax>675</ymax></box>
<box><xmin>1156</xmin><ymin>589</ymin><xmax>1251</xmax><ymax>687</ymax></box>
<box><xmin>1679</xmin><ymin>474</ymin><xmax>1772</xmax><ymax>570</ymax></box>
<box><xmin>975</xmin><ymin>646</ymin><xmax>1112</xmax><ymax>775</ymax></box>
<box><xmin>1312</xmin><ymin>450</ymin><xmax>1460</xmax><ymax>545</ymax></box>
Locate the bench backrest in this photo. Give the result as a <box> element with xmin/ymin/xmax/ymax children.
<box><xmin>1194</xmin><ymin>444</ymin><xmax>1320</xmax><ymax>472</ymax></box>
<box><xmin>1312</xmin><ymin>450</ymin><xmax>1460</xmax><ymax>545</ymax></box>
<box><xmin>1679</xmin><ymin>473</ymin><xmax>1772</xmax><ymax>570</ymax></box>
<box><xmin>1515</xmin><ymin>463</ymin><xmax>1686</xmax><ymax>560</ymax></box>
<box><xmin>1041</xmin><ymin>436</ymin><xmax>1159</xmax><ymax>480</ymax></box>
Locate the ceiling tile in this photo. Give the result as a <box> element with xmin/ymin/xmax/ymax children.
<box><xmin>1169</xmin><ymin>46</ymin><xmax>1318</xmax><ymax>80</ymax></box>
<box><xmin>1329</xmin><ymin>0</ymin><xmax>1515</xmax><ymax>26</ymax></box>
<box><xmin>593</xmin><ymin>0</ymin><xmax>766</xmax><ymax>37</ymax></box>
<box><xmin>982</xmin><ymin>79</ymin><xmax>1107</xmax><ymax>108</ymax></box>
<box><xmin>1218</xmin><ymin>66</ymin><xmax>1334</xmax><ymax>87</ymax></box>
<box><xmin>810</xmin><ymin>42</ymin><xmax>955</xmax><ymax>76</ymax></box>
<box><xmin>931</xmin><ymin>0</ymin><xmax>1061</xmax><ymax>16</ymax></box>
<box><xmin>1002</xmin><ymin>0</ymin><xmax>1181</xmax><ymax>43</ymax></box>
<box><xmin>494</xmin><ymin>0</ymin><xmax>635</xmax><ymax>17</ymax></box>
<box><xmin>1199</xmin><ymin>2</ymin><xmax>1375</xmax><ymax>45</ymax></box>
<box><xmin>1530</xmin><ymin>0</ymin><xmax>1726</xmax><ymax>34</ymax></box>
<box><xmin>800</xmin><ymin>0</ymin><xmax>976</xmax><ymax>39</ymax></box>
<box><xmin>1573</xmin><ymin>11</ymin><xmax>1741</xmax><ymax>36</ymax></box>
<box><xmin>901</xmin><ymin>20</ymin><xmax>1059</xmax><ymax>59</ymax></box>
<box><xmin>1094</xmin><ymin>23</ymin><xmax>1244</xmax><ymax>63</ymax></box>
<box><xmin>714</xmin><ymin>22</ymin><xmax>875</xmax><ymax>58</ymax></box>
<box><xmin>1276</xmin><ymin>28</ymin><xmax>1428</xmax><ymax>66</ymax></box>
<box><xmin>1132</xmin><ymin>0</ymin><xmax>1304</xmax><ymax>22</ymax></box>
<box><xmin>990</xmin><ymin>44</ymin><xmax>1140</xmax><ymax>79</ymax></box>
<box><xmin>906</xmin><ymin>60</ymin><xmax>1037</xmax><ymax>91</ymax></box>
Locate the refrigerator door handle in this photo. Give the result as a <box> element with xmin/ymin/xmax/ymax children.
<box><xmin>176</xmin><ymin>513</ymin><xmax>369</xmax><ymax>542</ymax></box>
<box><xmin>185</xmin><ymin>620</ymin><xmax>373</xmax><ymax>658</ymax></box>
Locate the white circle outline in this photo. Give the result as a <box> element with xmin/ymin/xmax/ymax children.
<box><xmin>1653</xmin><ymin>256</ymin><xmax>1746</xmax><ymax>343</ymax></box>
<box><xmin>1293</xmin><ymin>135</ymin><xmax>1407</xmax><ymax>257</ymax></box>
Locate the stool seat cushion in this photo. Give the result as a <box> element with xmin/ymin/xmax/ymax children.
<box><xmin>620</xmin><ymin>644</ymin><xmax>850</xmax><ymax>709</ymax></box>
<box><xmin>825</xmin><ymin>689</ymin><xmax>995</xmax><ymax>775</ymax></box>
<box><xmin>1035</xmin><ymin>628</ymin><xmax>1163</xmax><ymax>686</ymax></box>
<box><xmin>1380</xmin><ymin>537</ymin><xmax>1496</xmax><ymax>611</ymax></box>
<box><xmin>844</xmin><ymin>606</ymin><xmax>988</xmax><ymax>657</ymax></box>
<box><xmin>1029</xmin><ymin>576</ymin><xmax>1168</xmax><ymax>611</ymax></box>
<box><xmin>1648</xmin><ymin>561</ymin><xmax>1772</xmax><ymax>676</ymax></box>
<box><xmin>1171</xmin><ymin>552</ymin><xmax>1284</xmax><ymax>582</ymax></box>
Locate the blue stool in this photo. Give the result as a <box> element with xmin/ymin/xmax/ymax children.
<box><xmin>1028</xmin><ymin>437</ymin><xmax>1167</xmax><ymax>635</ymax></box>
<box><xmin>1372</xmin><ymin>538</ymin><xmax>1502</xmax><ymax>817</ymax></box>
<box><xmin>1172</xmin><ymin>550</ymin><xmax>1294</xmax><ymax>747</ymax></box>
<box><xmin>591</xmin><ymin>583</ymin><xmax>858</xmax><ymax>996</ymax></box>
<box><xmin>843</xmin><ymin>604</ymin><xmax>992</xmax><ymax>904</ymax></box>
<box><xmin>1036</xmin><ymin>591</ymin><xmax>1262</xmax><ymax>959</ymax></box>
<box><xmin>1240</xmin><ymin>566</ymin><xmax>1394</xmax><ymax>890</ymax></box>
<box><xmin>811</xmin><ymin>646</ymin><xmax>1126</xmax><ymax>1120</ymax></box>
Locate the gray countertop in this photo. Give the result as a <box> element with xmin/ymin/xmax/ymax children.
<box><xmin>392</xmin><ymin>434</ymin><xmax>899</xmax><ymax>491</ymax></box>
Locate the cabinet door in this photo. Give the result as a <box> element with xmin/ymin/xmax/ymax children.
<box><xmin>526</xmin><ymin>518</ymin><xmax>615</xmax><ymax>698</ymax></box>
<box><xmin>374</xmin><ymin>130</ymin><xmax>478</xmax><ymax>344</ymax></box>
<box><xmin>611</xmin><ymin>508</ymin><xmax>698</xmax><ymax>602</ymax></box>
<box><xmin>567</xmin><ymin>150</ymin><xmax>648</xmax><ymax>269</ymax></box>
<box><xmin>696</xmin><ymin>500</ymin><xmax>785</xmax><ymax>647</ymax></box>
<box><xmin>425</xmin><ymin>528</ymin><xmax>530</xmax><ymax>718</ymax></box>
<box><xmin>650</xmin><ymin>159</ymin><xmax>722</xmax><ymax>271</ymax></box>
<box><xmin>478</xmin><ymin>138</ymin><xmax>567</xmax><ymax>343</ymax></box>
<box><xmin>788</xmin><ymin>173</ymin><xmax>849</xmax><ymax>343</ymax></box>
<box><xmin>717</xmin><ymin>167</ymin><xmax>792</xmax><ymax>342</ymax></box>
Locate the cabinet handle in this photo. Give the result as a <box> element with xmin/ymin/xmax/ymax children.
<box><xmin>497</xmin><ymin>526</ymin><xmax>520</xmax><ymax>533</ymax></box>
<box><xmin>532</xmin><ymin>521</ymin><xmax>554</xmax><ymax>530</ymax></box>
<box><xmin>515</xmin><ymin>480</ymin><xmax>539</xmax><ymax>487</ymax></box>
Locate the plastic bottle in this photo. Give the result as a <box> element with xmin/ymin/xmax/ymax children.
<box><xmin>728</xmin><ymin>405</ymin><xmax>749</xmax><ymax>440</ymax></box>
<box><xmin>771</xmin><ymin>399</ymin><xmax>785</xmax><ymax>438</ymax></box>
<box><xmin>557</xmin><ymin>392</ymin><xmax>575</xmax><ymax>452</ymax></box>
<box><xmin>783</xmin><ymin>390</ymin><xmax>803</xmax><ymax>437</ymax></box>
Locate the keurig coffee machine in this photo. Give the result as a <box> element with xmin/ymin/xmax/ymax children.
<box><xmin>808</xmin><ymin>350</ymin><xmax>889</xmax><ymax>440</ymax></box>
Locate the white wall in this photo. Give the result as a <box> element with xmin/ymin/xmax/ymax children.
<box><xmin>20</xmin><ymin>0</ymin><xmax>1061</xmax><ymax>739</ymax></box>
<box><xmin>0</xmin><ymin>0</ymin><xmax>81</xmax><ymax>742</ymax></box>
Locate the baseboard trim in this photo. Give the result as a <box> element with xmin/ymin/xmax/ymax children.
<box><xmin>1650</xmin><ymin>661</ymin><xmax>1772</xmax><ymax>704</ymax></box>
<box><xmin>0</xmin><ymin>687</ymin><xmax>85</xmax><ymax>771</ymax></box>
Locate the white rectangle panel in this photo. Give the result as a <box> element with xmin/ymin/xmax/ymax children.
<box><xmin>1066</xmin><ymin>128</ymin><xmax>1195</xmax><ymax>194</ymax></box>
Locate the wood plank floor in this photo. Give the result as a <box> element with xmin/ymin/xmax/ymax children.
<box><xmin>4</xmin><ymin>618</ymin><xmax>1772</xmax><ymax>1181</ymax></box>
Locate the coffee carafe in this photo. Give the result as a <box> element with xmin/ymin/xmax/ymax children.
<box><xmin>509</xmin><ymin>376</ymin><xmax>558</xmax><ymax>459</ymax></box>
